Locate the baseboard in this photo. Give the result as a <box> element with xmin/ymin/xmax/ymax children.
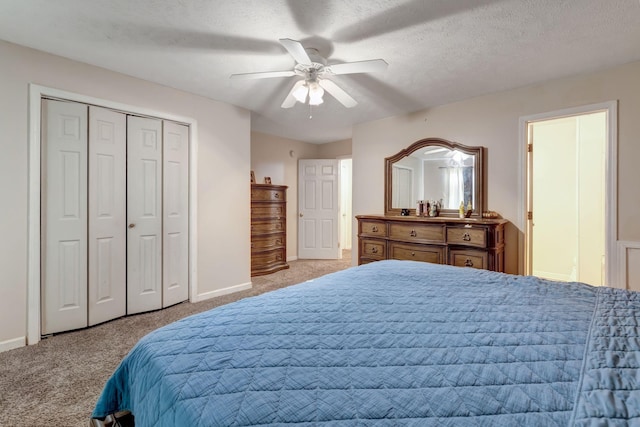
<box><xmin>287</xmin><ymin>256</ymin><xmax>298</xmax><ymax>262</ymax></box>
<box><xmin>0</xmin><ymin>336</ymin><xmax>25</xmax><ymax>353</ymax></box>
<box><xmin>617</xmin><ymin>240</ymin><xmax>640</xmax><ymax>291</ymax></box>
<box><xmin>191</xmin><ymin>282</ymin><xmax>252</xmax><ymax>303</ymax></box>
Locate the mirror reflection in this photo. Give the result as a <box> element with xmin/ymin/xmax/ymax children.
<box><xmin>391</xmin><ymin>147</ymin><xmax>475</xmax><ymax>209</ymax></box>
<box><xmin>384</xmin><ymin>138</ymin><xmax>484</xmax><ymax>217</ymax></box>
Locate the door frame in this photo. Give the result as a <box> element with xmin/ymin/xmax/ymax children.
<box><xmin>27</xmin><ymin>84</ymin><xmax>199</xmax><ymax>345</ymax></box>
<box><xmin>518</xmin><ymin>101</ymin><xmax>618</xmax><ymax>287</ymax></box>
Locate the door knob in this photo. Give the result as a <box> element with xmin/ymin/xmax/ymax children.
<box><xmin>128</xmin><ymin>224</ymin><xmax>135</xmax><ymax>229</ymax></box>
<box><xmin>299</xmin><ymin>213</ymin><xmax>303</xmax><ymax>217</ymax></box>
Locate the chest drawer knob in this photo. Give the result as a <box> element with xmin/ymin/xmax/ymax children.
<box><xmin>464</xmin><ymin>258</ymin><xmax>474</xmax><ymax>267</ymax></box>
<box><xmin>463</xmin><ymin>232</ymin><xmax>471</xmax><ymax>241</ymax></box>
<box><xmin>371</xmin><ymin>225</ymin><xmax>378</xmax><ymax>232</ymax></box>
<box><xmin>410</xmin><ymin>229</ymin><xmax>417</xmax><ymax>237</ymax></box>
<box><xmin>274</xmin><ymin>192</ymin><xmax>280</xmax><ymax>199</ymax></box>
<box><xmin>371</xmin><ymin>247</ymin><xmax>378</xmax><ymax>254</ymax></box>
<box><xmin>411</xmin><ymin>252</ymin><xmax>416</xmax><ymax>256</ymax></box>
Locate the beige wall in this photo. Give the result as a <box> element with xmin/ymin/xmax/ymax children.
<box><xmin>353</xmin><ymin>60</ymin><xmax>640</xmax><ymax>275</ymax></box>
<box><xmin>317</xmin><ymin>138</ymin><xmax>352</xmax><ymax>158</ymax></box>
<box><xmin>250</xmin><ymin>132</ymin><xmax>352</xmax><ymax>259</ymax></box>
<box><xmin>0</xmin><ymin>40</ymin><xmax>251</xmax><ymax>348</ymax></box>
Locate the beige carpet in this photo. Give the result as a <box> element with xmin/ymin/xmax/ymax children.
<box><xmin>0</xmin><ymin>252</ymin><xmax>352</xmax><ymax>427</ymax></box>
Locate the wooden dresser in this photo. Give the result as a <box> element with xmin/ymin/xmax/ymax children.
<box><xmin>356</xmin><ymin>215</ymin><xmax>507</xmax><ymax>272</ymax></box>
<box><xmin>251</xmin><ymin>184</ymin><xmax>289</xmax><ymax>276</ymax></box>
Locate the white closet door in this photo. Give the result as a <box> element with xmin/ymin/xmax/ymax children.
<box><xmin>88</xmin><ymin>106</ymin><xmax>126</xmax><ymax>325</ymax></box>
<box><xmin>162</xmin><ymin>121</ymin><xmax>189</xmax><ymax>307</ymax></box>
<box><xmin>127</xmin><ymin>116</ymin><xmax>163</xmax><ymax>314</ymax></box>
<box><xmin>41</xmin><ymin>99</ymin><xmax>88</xmax><ymax>334</ymax></box>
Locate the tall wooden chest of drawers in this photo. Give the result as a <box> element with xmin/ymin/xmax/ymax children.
<box><xmin>251</xmin><ymin>184</ymin><xmax>289</xmax><ymax>276</ymax></box>
<box><xmin>356</xmin><ymin>215</ymin><xmax>507</xmax><ymax>272</ymax></box>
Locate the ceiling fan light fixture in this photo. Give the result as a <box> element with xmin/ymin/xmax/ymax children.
<box><xmin>308</xmin><ymin>82</ymin><xmax>324</xmax><ymax>105</ymax></box>
<box><xmin>292</xmin><ymin>83</ymin><xmax>308</xmax><ymax>103</ymax></box>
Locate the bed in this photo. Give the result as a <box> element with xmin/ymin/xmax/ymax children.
<box><xmin>92</xmin><ymin>260</ymin><xmax>640</xmax><ymax>426</ymax></box>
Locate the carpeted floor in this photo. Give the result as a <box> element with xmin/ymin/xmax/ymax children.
<box><xmin>0</xmin><ymin>252</ymin><xmax>352</xmax><ymax>427</ymax></box>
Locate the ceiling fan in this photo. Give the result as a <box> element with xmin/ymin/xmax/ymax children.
<box><xmin>230</xmin><ymin>38</ymin><xmax>388</xmax><ymax>109</ymax></box>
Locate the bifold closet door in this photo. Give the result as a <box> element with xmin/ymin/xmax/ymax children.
<box><xmin>88</xmin><ymin>106</ymin><xmax>126</xmax><ymax>326</ymax></box>
<box><xmin>41</xmin><ymin>99</ymin><xmax>89</xmax><ymax>335</ymax></box>
<box><xmin>127</xmin><ymin>116</ymin><xmax>163</xmax><ymax>314</ymax></box>
<box><xmin>162</xmin><ymin>122</ymin><xmax>189</xmax><ymax>307</ymax></box>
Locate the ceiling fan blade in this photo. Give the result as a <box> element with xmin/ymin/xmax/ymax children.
<box><xmin>327</xmin><ymin>59</ymin><xmax>388</xmax><ymax>75</ymax></box>
<box><xmin>281</xmin><ymin>80</ymin><xmax>306</xmax><ymax>108</ymax></box>
<box><xmin>318</xmin><ymin>79</ymin><xmax>357</xmax><ymax>108</ymax></box>
<box><xmin>279</xmin><ymin>38</ymin><xmax>312</xmax><ymax>66</ymax></box>
<box><xmin>230</xmin><ymin>70</ymin><xmax>297</xmax><ymax>80</ymax></box>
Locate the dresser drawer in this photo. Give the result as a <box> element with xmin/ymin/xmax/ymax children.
<box><xmin>251</xmin><ymin>248</ymin><xmax>286</xmax><ymax>269</ymax></box>
<box><xmin>251</xmin><ymin>234</ymin><xmax>285</xmax><ymax>250</ymax></box>
<box><xmin>251</xmin><ymin>218</ymin><xmax>285</xmax><ymax>234</ymax></box>
<box><xmin>360</xmin><ymin>238</ymin><xmax>386</xmax><ymax>260</ymax></box>
<box><xmin>251</xmin><ymin>204</ymin><xmax>285</xmax><ymax>218</ymax></box>
<box><xmin>360</xmin><ymin>220</ymin><xmax>387</xmax><ymax>237</ymax></box>
<box><xmin>389</xmin><ymin>242</ymin><xmax>445</xmax><ymax>264</ymax></box>
<box><xmin>449</xmin><ymin>249</ymin><xmax>488</xmax><ymax>270</ymax></box>
<box><xmin>389</xmin><ymin>222</ymin><xmax>445</xmax><ymax>243</ymax></box>
<box><xmin>251</xmin><ymin>187</ymin><xmax>285</xmax><ymax>201</ymax></box>
<box><xmin>446</xmin><ymin>226</ymin><xmax>487</xmax><ymax>248</ymax></box>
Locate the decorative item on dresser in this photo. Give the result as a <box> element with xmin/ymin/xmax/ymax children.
<box><xmin>356</xmin><ymin>215</ymin><xmax>507</xmax><ymax>272</ymax></box>
<box><xmin>250</xmin><ymin>184</ymin><xmax>289</xmax><ymax>276</ymax></box>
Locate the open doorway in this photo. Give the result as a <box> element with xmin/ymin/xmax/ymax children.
<box><xmin>522</xmin><ymin>102</ymin><xmax>617</xmax><ymax>286</ymax></box>
<box><xmin>339</xmin><ymin>157</ymin><xmax>353</xmax><ymax>253</ymax></box>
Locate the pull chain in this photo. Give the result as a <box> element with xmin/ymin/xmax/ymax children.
<box><xmin>309</xmin><ymin>104</ymin><xmax>313</xmax><ymax>119</ymax></box>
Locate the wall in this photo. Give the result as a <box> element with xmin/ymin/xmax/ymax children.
<box><xmin>0</xmin><ymin>40</ymin><xmax>251</xmax><ymax>350</ymax></box>
<box><xmin>250</xmin><ymin>133</ymin><xmax>352</xmax><ymax>259</ymax></box>
<box><xmin>352</xmin><ymin>60</ymin><xmax>640</xmax><ymax>278</ymax></box>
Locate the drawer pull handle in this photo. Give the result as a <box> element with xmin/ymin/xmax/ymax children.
<box><xmin>463</xmin><ymin>232</ymin><xmax>471</xmax><ymax>241</ymax></box>
<box><xmin>464</xmin><ymin>258</ymin><xmax>474</xmax><ymax>267</ymax></box>
<box><xmin>411</xmin><ymin>252</ymin><xmax>415</xmax><ymax>256</ymax></box>
<box><xmin>274</xmin><ymin>193</ymin><xmax>280</xmax><ymax>199</ymax></box>
<box><xmin>410</xmin><ymin>229</ymin><xmax>417</xmax><ymax>237</ymax></box>
<box><xmin>371</xmin><ymin>247</ymin><xmax>378</xmax><ymax>254</ymax></box>
<box><xmin>371</xmin><ymin>225</ymin><xmax>378</xmax><ymax>232</ymax></box>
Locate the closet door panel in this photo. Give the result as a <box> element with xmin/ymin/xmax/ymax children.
<box><xmin>127</xmin><ymin>116</ymin><xmax>163</xmax><ymax>314</ymax></box>
<box><xmin>41</xmin><ymin>99</ymin><xmax>88</xmax><ymax>334</ymax></box>
<box><xmin>163</xmin><ymin>121</ymin><xmax>189</xmax><ymax>307</ymax></box>
<box><xmin>88</xmin><ymin>106</ymin><xmax>126</xmax><ymax>326</ymax></box>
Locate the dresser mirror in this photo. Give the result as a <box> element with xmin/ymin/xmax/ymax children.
<box><xmin>384</xmin><ymin>138</ymin><xmax>484</xmax><ymax>217</ymax></box>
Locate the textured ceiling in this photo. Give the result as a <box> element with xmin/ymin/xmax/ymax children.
<box><xmin>1</xmin><ymin>0</ymin><xmax>640</xmax><ymax>143</ymax></box>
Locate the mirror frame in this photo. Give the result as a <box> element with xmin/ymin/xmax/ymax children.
<box><xmin>384</xmin><ymin>137</ymin><xmax>485</xmax><ymax>217</ymax></box>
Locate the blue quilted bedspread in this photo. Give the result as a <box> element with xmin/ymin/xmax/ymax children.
<box><xmin>92</xmin><ymin>261</ymin><xmax>640</xmax><ymax>426</ymax></box>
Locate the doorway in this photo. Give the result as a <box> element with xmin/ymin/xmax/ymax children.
<box><xmin>522</xmin><ymin>102</ymin><xmax>617</xmax><ymax>286</ymax></box>
<box><xmin>339</xmin><ymin>157</ymin><xmax>353</xmax><ymax>252</ymax></box>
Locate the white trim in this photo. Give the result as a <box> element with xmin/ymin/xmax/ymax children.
<box><xmin>519</xmin><ymin>101</ymin><xmax>618</xmax><ymax>285</ymax></box>
<box><xmin>617</xmin><ymin>241</ymin><xmax>640</xmax><ymax>290</ymax></box>
<box><xmin>0</xmin><ymin>336</ymin><xmax>26</xmax><ymax>353</ymax></box>
<box><xmin>190</xmin><ymin>282</ymin><xmax>252</xmax><ymax>303</ymax></box>
<box><xmin>27</xmin><ymin>84</ymin><xmax>199</xmax><ymax>346</ymax></box>
<box><xmin>0</xmin><ymin>337</ymin><xmax>27</xmax><ymax>353</ymax></box>
<box><xmin>286</xmin><ymin>256</ymin><xmax>298</xmax><ymax>262</ymax></box>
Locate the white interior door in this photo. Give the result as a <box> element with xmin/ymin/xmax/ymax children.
<box><xmin>41</xmin><ymin>99</ymin><xmax>88</xmax><ymax>334</ymax></box>
<box><xmin>528</xmin><ymin>113</ymin><xmax>606</xmax><ymax>286</ymax></box>
<box><xmin>127</xmin><ymin>116</ymin><xmax>163</xmax><ymax>314</ymax></box>
<box><xmin>162</xmin><ymin>121</ymin><xmax>189</xmax><ymax>307</ymax></box>
<box><xmin>88</xmin><ymin>106</ymin><xmax>126</xmax><ymax>326</ymax></box>
<box><xmin>298</xmin><ymin>159</ymin><xmax>340</xmax><ymax>259</ymax></box>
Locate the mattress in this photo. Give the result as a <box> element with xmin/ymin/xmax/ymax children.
<box><xmin>92</xmin><ymin>260</ymin><xmax>640</xmax><ymax>426</ymax></box>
